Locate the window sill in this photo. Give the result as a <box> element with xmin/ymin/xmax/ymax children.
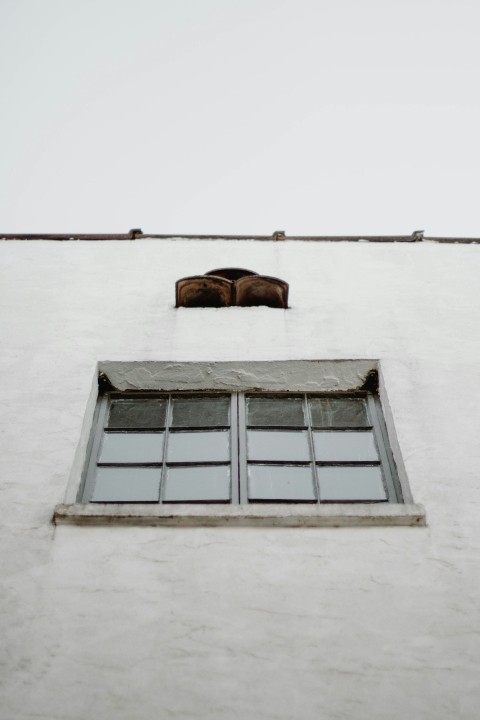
<box><xmin>53</xmin><ymin>503</ymin><xmax>426</xmax><ymax>528</ymax></box>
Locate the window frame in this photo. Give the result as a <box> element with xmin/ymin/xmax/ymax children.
<box><xmin>79</xmin><ymin>389</ymin><xmax>403</xmax><ymax>506</ymax></box>
<box><xmin>55</xmin><ymin>360</ymin><xmax>425</xmax><ymax>527</ymax></box>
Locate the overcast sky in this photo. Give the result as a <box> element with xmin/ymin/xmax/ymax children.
<box><xmin>0</xmin><ymin>0</ymin><xmax>479</xmax><ymax>236</ymax></box>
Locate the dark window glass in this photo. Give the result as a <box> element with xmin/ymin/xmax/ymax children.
<box><xmin>171</xmin><ymin>396</ymin><xmax>230</xmax><ymax>427</ymax></box>
<box><xmin>108</xmin><ymin>399</ymin><xmax>167</xmax><ymax>428</ymax></box>
<box><xmin>309</xmin><ymin>398</ymin><xmax>368</xmax><ymax>428</ymax></box>
<box><xmin>247</xmin><ymin>397</ymin><xmax>305</xmax><ymax>426</ymax></box>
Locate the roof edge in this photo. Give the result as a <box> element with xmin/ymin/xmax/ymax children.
<box><xmin>1</xmin><ymin>232</ymin><xmax>479</xmax><ymax>244</ymax></box>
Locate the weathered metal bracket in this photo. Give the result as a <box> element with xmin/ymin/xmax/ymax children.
<box><xmin>176</xmin><ymin>268</ymin><xmax>289</xmax><ymax>308</ymax></box>
<box><xmin>175</xmin><ymin>275</ymin><xmax>234</xmax><ymax>307</ymax></box>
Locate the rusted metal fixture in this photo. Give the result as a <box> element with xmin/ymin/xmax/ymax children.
<box><xmin>235</xmin><ymin>274</ymin><xmax>289</xmax><ymax>308</ymax></box>
<box><xmin>176</xmin><ymin>268</ymin><xmax>289</xmax><ymax>308</ymax></box>
<box><xmin>411</xmin><ymin>229</ymin><xmax>424</xmax><ymax>240</ymax></box>
<box><xmin>175</xmin><ymin>275</ymin><xmax>233</xmax><ymax>308</ymax></box>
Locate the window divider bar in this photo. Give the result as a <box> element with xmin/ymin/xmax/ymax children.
<box><xmin>168</xmin><ymin>426</ymin><xmax>230</xmax><ymax>432</ymax></box>
<box><xmin>238</xmin><ymin>393</ymin><xmax>248</xmax><ymax>504</ymax></box>
<box><xmin>104</xmin><ymin>427</ymin><xmax>166</xmax><ymax>433</ymax></box>
<box><xmin>230</xmin><ymin>394</ymin><xmax>239</xmax><ymax>504</ymax></box>
<box><xmin>159</xmin><ymin>394</ymin><xmax>172</xmax><ymax>503</ymax></box>
<box><xmin>311</xmin><ymin>426</ymin><xmax>374</xmax><ymax>432</ymax></box>
<box><xmin>248</xmin><ymin>462</ymin><xmax>315</xmax><ymax>467</ymax></box>
<box><xmin>314</xmin><ymin>461</ymin><xmax>382</xmax><ymax>467</ymax></box>
<box><xmin>304</xmin><ymin>394</ymin><xmax>320</xmax><ymax>503</ymax></box>
<box><xmin>247</xmin><ymin>425</ymin><xmax>308</xmax><ymax>431</ymax></box>
<box><xmin>97</xmin><ymin>463</ymin><xmax>164</xmax><ymax>468</ymax></box>
<box><xmin>165</xmin><ymin>461</ymin><xmax>232</xmax><ymax>468</ymax></box>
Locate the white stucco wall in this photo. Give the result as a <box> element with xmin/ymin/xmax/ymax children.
<box><xmin>1</xmin><ymin>238</ymin><xmax>479</xmax><ymax>719</ymax></box>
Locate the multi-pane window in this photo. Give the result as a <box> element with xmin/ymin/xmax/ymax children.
<box><xmin>81</xmin><ymin>392</ymin><xmax>402</xmax><ymax>504</ymax></box>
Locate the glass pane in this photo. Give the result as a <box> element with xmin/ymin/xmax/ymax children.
<box><xmin>98</xmin><ymin>433</ymin><xmax>164</xmax><ymax>464</ymax></box>
<box><xmin>247</xmin><ymin>397</ymin><xmax>305</xmax><ymax>426</ymax></box>
<box><xmin>108</xmin><ymin>399</ymin><xmax>167</xmax><ymax>428</ymax></box>
<box><xmin>167</xmin><ymin>431</ymin><xmax>230</xmax><ymax>463</ymax></box>
<box><xmin>313</xmin><ymin>431</ymin><xmax>378</xmax><ymax>462</ymax></box>
<box><xmin>248</xmin><ymin>465</ymin><xmax>315</xmax><ymax>501</ymax></box>
<box><xmin>318</xmin><ymin>466</ymin><xmax>387</xmax><ymax>501</ymax></box>
<box><xmin>163</xmin><ymin>466</ymin><xmax>230</xmax><ymax>502</ymax></box>
<box><xmin>171</xmin><ymin>396</ymin><xmax>230</xmax><ymax>427</ymax></box>
<box><xmin>92</xmin><ymin>467</ymin><xmax>161</xmax><ymax>502</ymax></box>
<box><xmin>247</xmin><ymin>431</ymin><xmax>311</xmax><ymax>462</ymax></box>
<box><xmin>309</xmin><ymin>398</ymin><xmax>368</xmax><ymax>428</ymax></box>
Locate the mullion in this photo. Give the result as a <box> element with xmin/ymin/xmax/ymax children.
<box><xmin>230</xmin><ymin>393</ymin><xmax>239</xmax><ymax>504</ymax></box>
<box><xmin>304</xmin><ymin>393</ymin><xmax>320</xmax><ymax>503</ymax></box>
<box><xmin>238</xmin><ymin>393</ymin><xmax>248</xmax><ymax>503</ymax></box>
<box><xmin>159</xmin><ymin>394</ymin><xmax>173</xmax><ymax>503</ymax></box>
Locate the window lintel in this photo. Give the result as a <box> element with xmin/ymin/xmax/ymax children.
<box><xmin>98</xmin><ymin>360</ymin><xmax>379</xmax><ymax>394</ymax></box>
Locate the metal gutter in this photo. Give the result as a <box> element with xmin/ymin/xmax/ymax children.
<box><xmin>1</xmin><ymin>230</ymin><xmax>480</xmax><ymax>244</ymax></box>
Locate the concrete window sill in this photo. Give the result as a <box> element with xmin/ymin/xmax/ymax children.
<box><xmin>54</xmin><ymin>503</ymin><xmax>426</xmax><ymax>528</ymax></box>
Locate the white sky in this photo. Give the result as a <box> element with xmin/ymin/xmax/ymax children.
<box><xmin>1</xmin><ymin>0</ymin><xmax>479</xmax><ymax>236</ymax></box>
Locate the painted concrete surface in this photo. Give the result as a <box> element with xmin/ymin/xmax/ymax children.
<box><xmin>99</xmin><ymin>358</ymin><xmax>377</xmax><ymax>392</ymax></box>
<box><xmin>54</xmin><ymin>501</ymin><xmax>426</xmax><ymax>526</ymax></box>
<box><xmin>1</xmin><ymin>239</ymin><xmax>480</xmax><ymax>719</ymax></box>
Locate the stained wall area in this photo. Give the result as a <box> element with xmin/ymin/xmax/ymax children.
<box><xmin>1</xmin><ymin>238</ymin><xmax>479</xmax><ymax>720</ymax></box>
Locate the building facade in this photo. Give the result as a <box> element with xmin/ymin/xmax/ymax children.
<box><xmin>1</xmin><ymin>234</ymin><xmax>479</xmax><ymax>719</ymax></box>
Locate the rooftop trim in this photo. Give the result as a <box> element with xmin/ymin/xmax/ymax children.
<box><xmin>1</xmin><ymin>230</ymin><xmax>480</xmax><ymax>244</ymax></box>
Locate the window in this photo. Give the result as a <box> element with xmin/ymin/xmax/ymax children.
<box><xmin>80</xmin><ymin>391</ymin><xmax>403</xmax><ymax>505</ymax></box>
<box><xmin>55</xmin><ymin>361</ymin><xmax>424</xmax><ymax>526</ymax></box>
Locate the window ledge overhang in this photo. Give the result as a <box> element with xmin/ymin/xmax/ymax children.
<box><xmin>53</xmin><ymin>503</ymin><xmax>426</xmax><ymax>528</ymax></box>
